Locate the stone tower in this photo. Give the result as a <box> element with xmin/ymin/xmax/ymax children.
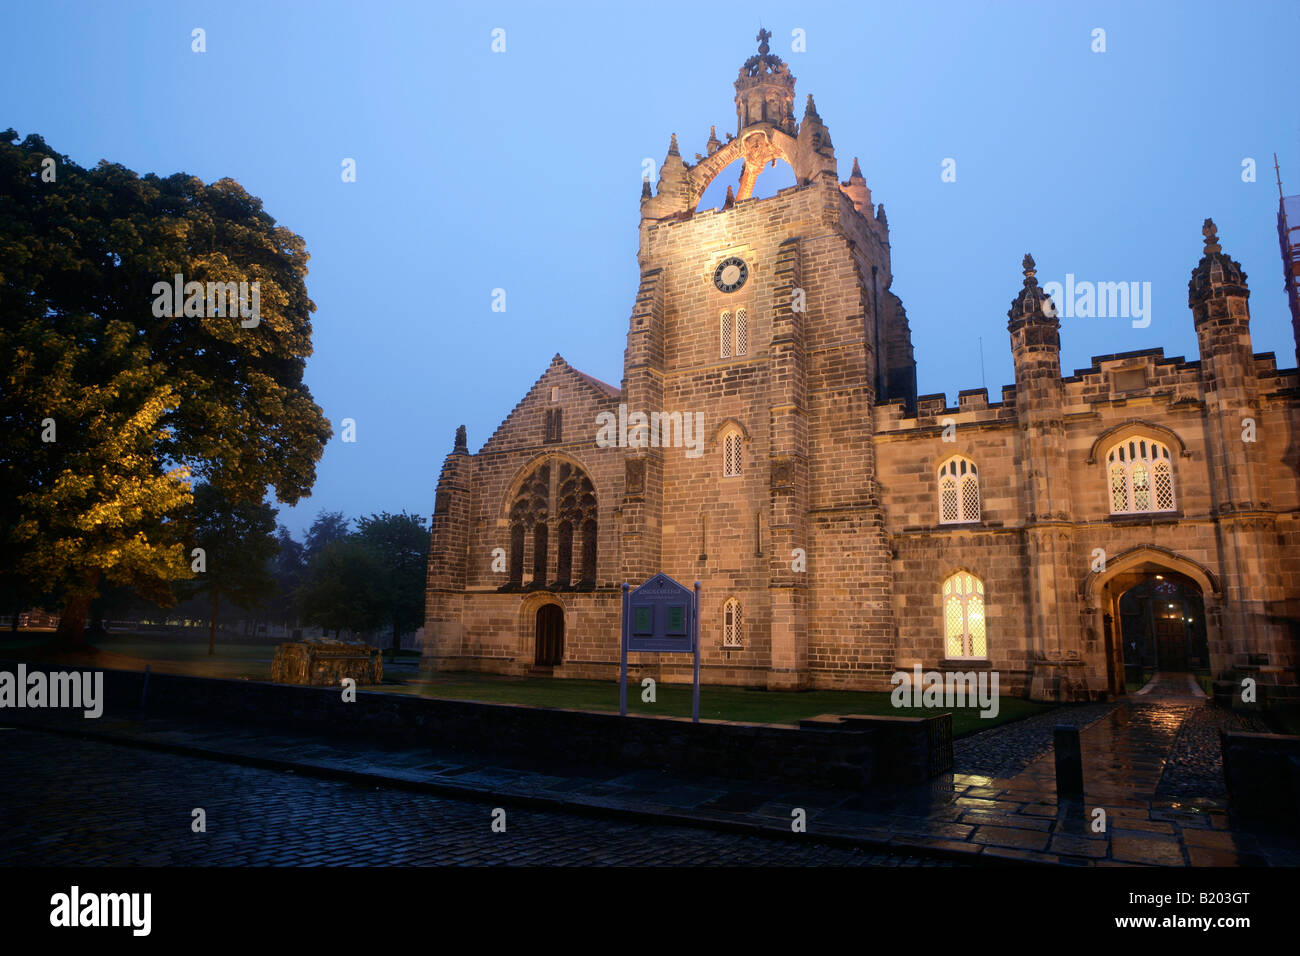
<box><xmin>629</xmin><ymin>32</ymin><xmax>916</xmax><ymax>690</ymax></box>
<box><xmin>1189</xmin><ymin>220</ymin><xmax>1292</xmax><ymax>679</ymax></box>
<box><xmin>1008</xmin><ymin>256</ymin><xmax>1084</xmax><ymax>698</ymax></box>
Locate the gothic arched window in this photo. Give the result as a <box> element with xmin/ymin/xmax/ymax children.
<box><xmin>504</xmin><ymin>460</ymin><xmax>599</xmax><ymax>590</ymax></box>
<box><xmin>723</xmin><ymin>597</ymin><xmax>743</xmax><ymax>648</ymax></box>
<box><xmin>1106</xmin><ymin>437</ymin><xmax>1176</xmax><ymax>514</ymax></box>
<box><xmin>943</xmin><ymin>572</ymin><xmax>987</xmax><ymax>659</ymax></box>
<box><xmin>938</xmin><ymin>456</ymin><xmax>980</xmax><ymax>524</ymax></box>
<box><xmin>723</xmin><ymin>431</ymin><xmax>743</xmax><ymax>478</ymax></box>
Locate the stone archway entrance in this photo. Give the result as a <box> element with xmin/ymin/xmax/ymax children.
<box><xmin>1117</xmin><ymin>575</ymin><xmax>1209</xmax><ymax>675</ymax></box>
<box><xmin>534</xmin><ymin>604</ymin><xmax>564</xmax><ymax>667</ymax></box>
<box><xmin>1086</xmin><ymin>548</ymin><xmax>1221</xmax><ymax>696</ymax></box>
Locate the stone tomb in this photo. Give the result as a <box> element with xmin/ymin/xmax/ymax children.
<box><xmin>271</xmin><ymin>639</ymin><xmax>382</xmax><ymax>687</ymax></box>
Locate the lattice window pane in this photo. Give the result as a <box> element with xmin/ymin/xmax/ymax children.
<box><xmin>720</xmin><ymin>312</ymin><xmax>732</xmax><ymax>358</ymax></box>
<box><xmin>940</xmin><ymin>478</ymin><xmax>959</xmax><ymax>522</ymax></box>
<box><xmin>1110</xmin><ymin>463</ymin><xmax>1128</xmax><ymax>512</ymax></box>
<box><xmin>1132</xmin><ymin>463</ymin><xmax>1151</xmax><ymax>511</ymax></box>
<box><xmin>961</xmin><ymin>474</ymin><xmax>980</xmax><ymax>522</ymax></box>
<box><xmin>735</xmin><ymin>308</ymin><xmax>747</xmax><ymax>356</ymax></box>
<box><xmin>724</xmin><ymin>434</ymin><xmax>742</xmax><ymax>477</ymax></box>
<box><xmin>1154</xmin><ymin>461</ymin><xmax>1174</xmax><ymax>511</ymax></box>
<box><xmin>944</xmin><ymin>595</ymin><xmax>965</xmax><ymax>657</ymax></box>
<box><xmin>723</xmin><ymin>600</ymin><xmax>743</xmax><ymax>647</ymax></box>
<box><xmin>967</xmin><ymin>593</ymin><xmax>986</xmax><ymax>657</ymax></box>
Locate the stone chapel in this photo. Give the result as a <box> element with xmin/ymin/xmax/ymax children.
<box><xmin>423</xmin><ymin>32</ymin><xmax>1299</xmax><ymax>702</ymax></box>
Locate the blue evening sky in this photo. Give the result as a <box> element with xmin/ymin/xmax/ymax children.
<box><xmin>3</xmin><ymin>0</ymin><xmax>1297</xmax><ymax>537</ymax></box>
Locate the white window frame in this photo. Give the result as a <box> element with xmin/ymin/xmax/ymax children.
<box><xmin>938</xmin><ymin>456</ymin><xmax>980</xmax><ymax>524</ymax></box>
<box><xmin>722</xmin><ymin>431</ymin><xmax>743</xmax><ymax>478</ymax></box>
<box><xmin>942</xmin><ymin>572</ymin><xmax>987</xmax><ymax>660</ymax></box>
<box><xmin>1106</xmin><ymin>436</ymin><xmax>1176</xmax><ymax>515</ymax></box>
<box><xmin>723</xmin><ymin>597</ymin><xmax>743</xmax><ymax>648</ymax></box>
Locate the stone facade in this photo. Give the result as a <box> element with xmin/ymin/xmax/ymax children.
<box><xmin>424</xmin><ymin>34</ymin><xmax>1299</xmax><ymax>702</ymax></box>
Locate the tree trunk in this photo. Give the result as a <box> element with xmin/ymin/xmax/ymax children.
<box><xmin>54</xmin><ymin>570</ymin><xmax>100</xmax><ymax>650</ymax></box>
<box><xmin>208</xmin><ymin>590</ymin><xmax>219</xmax><ymax>656</ymax></box>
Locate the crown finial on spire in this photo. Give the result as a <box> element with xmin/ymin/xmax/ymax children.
<box><xmin>1202</xmin><ymin>217</ymin><xmax>1221</xmax><ymax>254</ymax></box>
<box><xmin>756</xmin><ymin>27</ymin><xmax>771</xmax><ymax>55</ymax></box>
<box><xmin>1022</xmin><ymin>253</ymin><xmax>1036</xmax><ymax>279</ymax></box>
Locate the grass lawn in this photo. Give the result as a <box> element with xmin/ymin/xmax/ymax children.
<box><xmin>392</xmin><ymin>672</ymin><xmax>1053</xmax><ymax>736</ymax></box>
<box><xmin>3</xmin><ymin>633</ymin><xmax>1055</xmax><ymax>735</ymax></box>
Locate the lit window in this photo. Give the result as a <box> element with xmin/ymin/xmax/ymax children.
<box><xmin>735</xmin><ymin>307</ymin><xmax>747</xmax><ymax>356</ymax></box>
<box><xmin>938</xmin><ymin>457</ymin><xmax>980</xmax><ymax>524</ymax></box>
<box><xmin>723</xmin><ymin>597</ymin><xmax>743</xmax><ymax>648</ymax></box>
<box><xmin>943</xmin><ymin>572</ymin><xmax>987</xmax><ymax>659</ymax></box>
<box><xmin>720</xmin><ymin>311</ymin><xmax>732</xmax><ymax>358</ymax></box>
<box><xmin>723</xmin><ymin>431</ymin><xmax>743</xmax><ymax>477</ymax></box>
<box><xmin>1106</xmin><ymin>437</ymin><xmax>1176</xmax><ymax>514</ymax></box>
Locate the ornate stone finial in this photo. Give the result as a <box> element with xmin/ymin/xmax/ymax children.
<box><xmin>640</xmin><ymin>177</ymin><xmax>651</xmax><ymax>199</ymax></box>
<box><xmin>850</xmin><ymin>157</ymin><xmax>864</xmax><ymax>180</ymax></box>
<box><xmin>453</xmin><ymin>425</ymin><xmax>467</xmax><ymax>454</ymax></box>
<box><xmin>1022</xmin><ymin>253</ymin><xmax>1036</xmax><ymax>280</ymax></box>
<box><xmin>805</xmin><ymin>93</ymin><xmax>818</xmax><ymax>117</ymax></box>
<box><xmin>667</xmin><ymin>133</ymin><xmax>679</xmax><ymax>156</ymax></box>
<box><xmin>756</xmin><ymin>27</ymin><xmax>771</xmax><ymax>55</ymax></box>
<box><xmin>876</xmin><ymin>203</ymin><xmax>887</xmax><ymax>227</ymax></box>
<box><xmin>723</xmin><ymin>184</ymin><xmax>736</xmax><ymax>210</ymax></box>
<box><xmin>1202</xmin><ymin>217</ymin><xmax>1221</xmax><ymax>254</ymax></box>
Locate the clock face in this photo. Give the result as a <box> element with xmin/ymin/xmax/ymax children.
<box><xmin>713</xmin><ymin>256</ymin><xmax>749</xmax><ymax>293</ymax></box>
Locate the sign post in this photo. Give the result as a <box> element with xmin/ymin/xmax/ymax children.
<box><xmin>619</xmin><ymin>573</ymin><xmax>701</xmax><ymax>723</ymax></box>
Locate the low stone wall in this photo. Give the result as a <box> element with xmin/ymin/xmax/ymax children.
<box><xmin>2</xmin><ymin>660</ymin><xmax>951</xmax><ymax>789</ymax></box>
<box><xmin>1221</xmin><ymin>730</ymin><xmax>1300</xmax><ymax>822</ymax></box>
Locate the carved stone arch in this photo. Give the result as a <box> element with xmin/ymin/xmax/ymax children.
<box><xmin>1082</xmin><ymin>545</ymin><xmax>1221</xmax><ymax>602</ymax></box>
<box><xmin>688</xmin><ymin>127</ymin><xmax>802</xmax><ymax>209</ymax></box>
<box><xmin>499</xmin><ymin>450</ymin><xmax>603</xmax><ymax>522</ymax></box>
<box><xmin>1086</xmin><ymin>419</ymin><xmax>1190</xmax><ymax>464</ymax></box>
<box><xmin>709</xmin><ymin>417</ymin><xmax>753</xmax><ymax>450</ymax></box>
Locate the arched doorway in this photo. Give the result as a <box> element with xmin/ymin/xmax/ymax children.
<box><xmin>1117</xmin><ymin>575</ymin><xmax>1209</xmax><ymax>675</ymax></box>
<box><xmin>534</xmin><ymin>604</ymin><xmax>564</xmax><ymax>667</ymax></box>
<box><xmin>1085</xmin><ymin>547</ymin><xmax>1222</xmax><ymax>696</ymax></box>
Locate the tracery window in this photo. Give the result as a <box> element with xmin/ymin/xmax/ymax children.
<box><xmin>938</xmin><ymin>457</ymin><xmax>980</xmax><ymax>524</ymax></box>
<box><xmin>943</xmin><ymin>572</ymin><xmax>987</xmax><ymax>659</ymax></box>
<box><xmin>1106</xmin><ymin>437</ymin><xmax>1175</xmax><ymax>514</ymax></box>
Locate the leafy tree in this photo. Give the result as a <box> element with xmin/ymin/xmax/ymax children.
<box><xmin>355</xmin><ymin>511</ymin><xmax>429</xmax><ymax>655</ymax></box>
<box><xmin>294</xmin><ymin>537</ymin><xmax>388</xmax><ymax>640</ymax></box>
<box><xmin>266</xmin><ymin>525</ymin><xmax>306</xmax><ymax>632</ymax></box>
<box><xmin>304</xmin><ymin>510</ymin><xmax>350</xmax><ymax>560</ymax></box>
<box><xmin>185</xmin><ymin>482</ymin><xmax>279</xmax><ymax>655</ymax></box>
<box><xmin>0</xmin><ymin>129</ymin><xmax>332</xmax><ymax>646</ymax></box>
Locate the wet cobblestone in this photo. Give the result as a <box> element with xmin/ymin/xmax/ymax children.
<box><xmin>0</xmin><ymin>729</ymin><xmax>944</xmax><ymax>867</ymax></box>
<box><xmin>1157</xmin><ymin>701</ymin><xmax>1271</xmax><ymax>799</ymax></box>
<box><xmin>954</xmin><ymin>700</ymin><xmax>1118</xmax><ymax>778</ymax></box>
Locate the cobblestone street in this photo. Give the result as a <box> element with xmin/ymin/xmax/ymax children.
<box><xmin>0</xmin><ymin>728</ymin><xmax>943</xmax><ymax>867</ymax></box>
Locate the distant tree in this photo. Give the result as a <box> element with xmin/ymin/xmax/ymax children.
<box><xmin>294</xmin><ymin>537</ymin><xmax>387</xmax><ymax>640</ymax></box>
<box><xmin>266</xmin><ymin>525</ymin><xmax>306</xmax><ymax>631</ymax></box>
<box><xmin>304</xmin><ymin>510</ymin><xmax>350</xmax><ymax>559</ymax></box>
<box><xmin>0</xmin><ymin>129</ymin><xmax>332</xmax><ymax>648</ymax></box>
<box><xmin>355</xmin><ymin>511</ymin><xmax>429</xmax><ymax>655</ymax></box>
<box><xmin>185</xmin><ymin>483</ymin><xmax>279</xmax><ymax>654</ymax></box>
